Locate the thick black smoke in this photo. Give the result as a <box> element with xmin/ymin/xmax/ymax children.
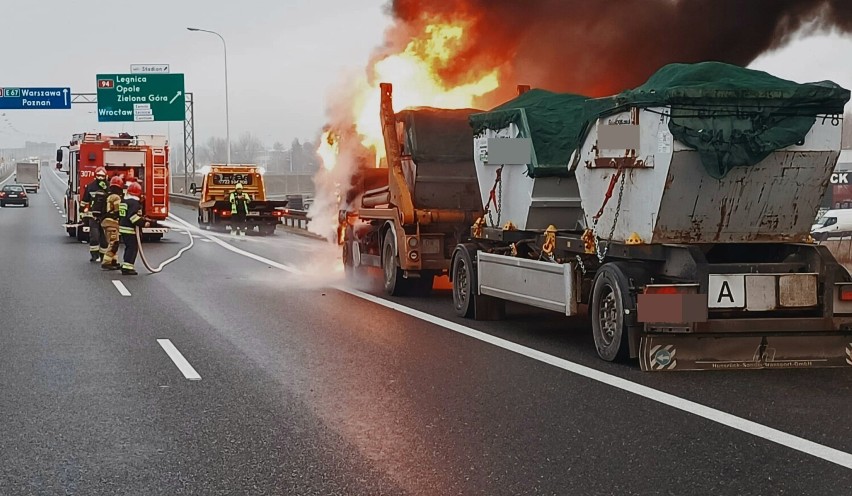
<box><xmin>388</xmin><ymin>0</ymin><xmax>852</xmax><ymax>102</ymax></box>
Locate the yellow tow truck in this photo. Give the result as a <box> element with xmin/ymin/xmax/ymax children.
<box><xmin>190</xmin><ymin>165</ymin><xmax>288</xmax><ymax>235</ymax></box>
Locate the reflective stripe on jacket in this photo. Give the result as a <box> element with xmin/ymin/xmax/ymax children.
<box><xmin>230</xmin><ymin>191</ymin><xmax>250</xmax><ymax>214</ymax></box>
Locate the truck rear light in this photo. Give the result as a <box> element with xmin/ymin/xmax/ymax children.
<box><xmin>272</xmin><ymin>210</ymin><xmax>284</xmax><ymax>216</ymax></box>
<box><xmin>222</xmin><ymin>211</ymin><xmax>232</xmax><ymax>217</ymax></box>
<box><xmin>644</xmin><ymin>284</ymin><xmax>699</xmax><ymax>295</ymax></box>
<box><xmin>839</xmin><ymin>285</ymin><xmax>852</xmax><ymax>301</ymax></box>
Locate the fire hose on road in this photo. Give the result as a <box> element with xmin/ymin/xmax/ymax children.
<box><xmin>135</xmin><ymin>216</ymin><xmax>195</xmax><ymax>274</ymax></box>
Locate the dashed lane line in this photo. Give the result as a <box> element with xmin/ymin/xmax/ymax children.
<box><xmin>112</xmin><ymin>280</ymin><xmax>131</xmax><ymax>297</ymax></box>
<box><xmin>167</xmin><ymin>211</ymin><xmax>852</xmax><ymax>472</ymax></box>
<box><xmin>157</xmin><ymin>339</ymin><xmax>201</xmax><ymax>380</ymax></box>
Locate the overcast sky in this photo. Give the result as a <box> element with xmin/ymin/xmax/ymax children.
<box><xmin>1</xmin><ymin>1</ymin><xmax>850</xmax><ymax>150</ymax></box>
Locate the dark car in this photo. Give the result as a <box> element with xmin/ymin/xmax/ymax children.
<box><xmin>0</xmin><ymin>184</ymin><xmax>29</xmax><ymax>207</ymax></box>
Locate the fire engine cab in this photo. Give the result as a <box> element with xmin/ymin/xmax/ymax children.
<box><xmin>57</xmin><ymin>132</ymin><xmax>171</xmax><ymax>241</ymax></box>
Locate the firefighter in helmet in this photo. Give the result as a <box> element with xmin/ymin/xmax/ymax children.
<box><xmin>118</xmin><ymin>181</ymin><xmax>150</xmax><ymax>275</ymax></box>
<box><xmin>100</xmin><ymin>176</ymin><xmax>125</xmax><ymax>270</ymax></box>
<box><xmin>229</xmin><ymin>182</ymin><xmax>251</xmax><ymax>236</ymax></box>
<box><xmin>81</xmin><ymin>167</ymin><xmax>109</xmax><ymax>262</ymax></box>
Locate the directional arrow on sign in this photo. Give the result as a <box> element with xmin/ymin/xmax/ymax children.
<box><xmin>63</xmin><ymin>88</ymin><xmax>68</xmax><ymax>106</ymax></box>
<box><xmin>169</xmin><ymin>91</ymin><xmax>182</xmax><ymax>105</ymax></box>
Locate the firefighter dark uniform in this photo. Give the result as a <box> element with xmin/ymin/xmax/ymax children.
<box><xmin>81</xmin><ymin>167</ymin><xmax>109</xmax><ymax>262</ymax></box>
<box><xmin>118</xmin><ymin>181</ymin><xmax>149</xmax><ymax>275</ymax></box>
<box><xmin>229</xmin><ymin>182</ymin><xmax>251</xmax><ymax>236</ymax></box>
<box><xmin>100</xmin><ymin>176</ymin><xmax>125</xmax><ymax>270</ymax></box>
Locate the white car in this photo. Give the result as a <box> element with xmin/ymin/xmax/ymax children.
<box><xmin>811</xmin><ymin>209</ymin><xmax>852</xmax><ymax>239</ymax></box>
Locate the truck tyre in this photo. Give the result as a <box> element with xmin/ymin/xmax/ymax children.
<box><xmin>451</xmin><ymin>244</ymin><xmax>506</xmax><ymax>320</ymax></box>
<box><xmin>590</xmin><ymin>263</ymin><xmax>634</xmax><ymax>362</ymax></box>
<box><xmin>382</xmin><ymin>230</ymin><xmax>409</xmax><ymax>296</ymax></box>
<box><xmin>452</xmin><ymin>244</ymin><xmax>477</xmax><ymax>317</ymax></box>
<box><xmin>343</xmin><ymin>237</ymin><xmax>354</xmax><ymax>279</ymax></box>
<box><xmin>343</xmin><ymin>226</ymin><xmax>358</xmax><ymax>280</ymax></box>
<box><xmin>260</xmin><ymin>225</ymin><xmax>276</xmax><ymax>236</ymax></box>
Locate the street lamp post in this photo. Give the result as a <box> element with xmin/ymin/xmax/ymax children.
<box><xmin>187</xmin><ymin>27</ymin><xmax>231</xmax><ymax>165</ymax></box>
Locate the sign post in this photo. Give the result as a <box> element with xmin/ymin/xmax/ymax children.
<box><xmin>0</xmin><ymin>87</ymin><xmax>72</xmax><ymax>109</ymax></box>
<box><xmin>96</xmin><ymin>73</ymin><xmax>185</xmax><ymax>122</ymax></box>
<box><xmin>130</xmin><ymin>64</ymin><xmax>170</xmax><ymax>74</ymax></box>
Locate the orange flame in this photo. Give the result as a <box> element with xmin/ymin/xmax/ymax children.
<box><xmin>320</xmin><ymin>20</ymin><xmax>501</xmax><ymax>170</ymax></box>
<box><xmin>317</xmin><ymin>130</ymin><xmax>339</xmax><ymax>171</ymax></box>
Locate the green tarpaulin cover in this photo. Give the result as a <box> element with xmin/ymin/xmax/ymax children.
<box><xmin>469</xmin><ymin>61</ymin><xmax>851</xmax><ymax>179</ymax></box>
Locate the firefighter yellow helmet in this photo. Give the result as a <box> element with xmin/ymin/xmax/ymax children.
<box><xmin>235</xmin><ymin>182</ymin><xmax>243</xmax><ymax>190</ymax></box>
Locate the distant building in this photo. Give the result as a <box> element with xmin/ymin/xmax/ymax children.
<box><xmin>823</xmin><ymin>150</ymin><xmax>852</xmax><ymax>209</ymax></box>
<box><xmin>0</xmin><ymin>141</ymin><xmax>57</xmax><ymax>165</ymax></box>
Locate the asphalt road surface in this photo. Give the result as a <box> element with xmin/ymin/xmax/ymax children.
<box><xmin>0</xmin><ymin>166</ymin><xmax>849</xmax><ymax>495</ymax></box>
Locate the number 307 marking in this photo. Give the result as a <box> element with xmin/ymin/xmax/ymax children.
<box><xmin>81</xmin><ymin>171</ymin><xmax>94</xmax><ymax>177</ymax></box>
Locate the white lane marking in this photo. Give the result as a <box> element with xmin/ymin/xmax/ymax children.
<box><xmin>157</xmin><ymin>339</ymin><xmax>201</xmax><ymax>380</ymax></box>
<box><xmin>166</xmin><ymin>212</ymin><xmax>852</xmax><ymax>471</ymax></box>
<box><xmin>169</xmin><ymin>215</ymin><xmax>299</xmax><ymax>273</ymax></box>
<box><xmin>112</xmin><ymin>280</ymin><xmax>131</xmax><ymax>297</ymax></box>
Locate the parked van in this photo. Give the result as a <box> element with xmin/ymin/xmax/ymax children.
<box><xmin>812</xmin><ymin>209</ymin><xmax>852</xmax><ymax>239</ymax></box>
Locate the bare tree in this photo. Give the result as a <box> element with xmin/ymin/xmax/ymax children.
<box><xmin>199</xmin><ymin>136</ymin><xmax>228</xmax><ymax>164</ymax></box>
<box><xmin>233</xmin><ymin>133</ymin><xmax>265</xmax><ymax>164</ymax></box>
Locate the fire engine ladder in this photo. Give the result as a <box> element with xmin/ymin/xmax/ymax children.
<box><xmin>152</xmin><ymin>148</ymin><xmax>168</xmax><ymax>209</ymax></box>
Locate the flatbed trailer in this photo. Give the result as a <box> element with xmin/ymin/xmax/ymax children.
<box><xmin>450</xmin><ymin>62</ymin><xmax>852</xmax><ymax>371</ymax></box>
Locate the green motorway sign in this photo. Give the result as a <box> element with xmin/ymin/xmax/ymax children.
<box><xmin>96</xmin><ymin>73</ymin><xmax>185</xmax><ymax>122</ymax></box>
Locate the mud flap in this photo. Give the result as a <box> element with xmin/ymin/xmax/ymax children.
<box><xmin>639</xmin><ymin>334</ymin><xmax>852</xmax><ymax>371</ymax></box>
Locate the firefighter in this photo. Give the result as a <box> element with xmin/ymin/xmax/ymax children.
<box><xmin>118</xmin><ymin>181</ymin><xmax>150</xmax><ymax>275</ymax></box>
<box><xmin>229</xmin><ymin>182</ymin><xmax>251</xmax><ymax>236</ymax></box>
<box><xmin>100</xmin><ymin>176</ymin><xmax>125</xmax><ymax>270</ymax></box>
<box><xmin>81</xmin><ymin>167</ymin><xmax>109</xmax><ymax>262</ymax></box>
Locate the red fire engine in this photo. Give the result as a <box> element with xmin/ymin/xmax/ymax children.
<box><xmin>56</xmin><ymin>132</ymin><xmax>171</xmax><ymax>241</ymax></box>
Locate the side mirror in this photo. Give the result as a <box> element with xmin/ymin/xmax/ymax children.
<box><xmin>189</xmin><ymin>183</ymin><xmax>197</xmax><ymax>194</ymax></box>
<box><xmin>56</xmin><ymin>149</ymin><xmax>63</xmax><ymax>162</ymax></box>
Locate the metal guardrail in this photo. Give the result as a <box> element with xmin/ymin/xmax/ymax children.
<box><xmin>168</xmin><ymin>192</ymin><xmax>313</xmax><ymax>232</ymax></box>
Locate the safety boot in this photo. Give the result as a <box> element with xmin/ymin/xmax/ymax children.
<box><xmin>121</xmin><ymin>268</ymin><xmax>138</xmax><ymax>276</ymax></box>
<box><xmin>89</xmin><ymin>251</ymin><xmax>100</xmax><ymax>262</ymax></box>
<box><xmin>101</xmin><ymin>262</ymin><xmax>120</xmax><ymax>271</ymax></box>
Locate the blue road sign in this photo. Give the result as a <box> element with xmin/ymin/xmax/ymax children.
<box><xmin>0</xmin><ymin>87</ymin><xmax>72</xmax><ymax>110</ymax></box>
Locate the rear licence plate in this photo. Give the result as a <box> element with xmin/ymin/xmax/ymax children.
<box><xmin>247</xmin><ymin>211</ymin><xmax>260</xmax><ymax>216</ymax></box>
<box><xmin>8</xmin><ymin>194</ymin><xmax>17</xmax><ymax>197</ymax></box>
<box><xmin>708</xmin><ymin>274</ymin><xmax>818</xmax><ymax>310</ymax></box>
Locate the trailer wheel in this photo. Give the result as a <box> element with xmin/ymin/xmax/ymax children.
<box><xmin>591</xmin><ymin>263</ymin><xmax>633</xmax><ymax>362</ymax></box>
<box><xmin>452</xmin><ymin>245</ymin><xmax>476</xmax><ymax>317</ymax></box>
<box><xmin>382</xmin><ymin>231</ymin><xmax>408</xmax><ymax>296</ymax></box>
